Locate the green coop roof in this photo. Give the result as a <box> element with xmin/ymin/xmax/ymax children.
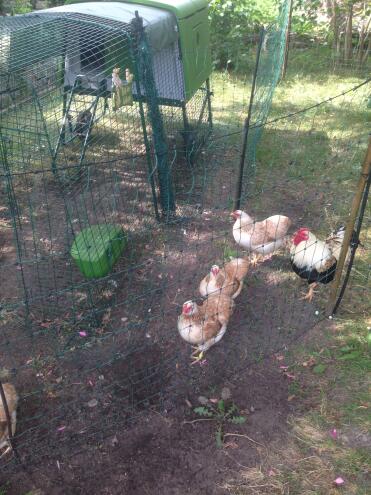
<box><xmin>60</xmin><ymin>0</ymin><xmax>208</xmax><ymax>20</ymax></box>
<box><xmin>120</xmin><ymin>0</ymin><xmax>209</xmax><ymax>19</ymax></box>
<box><xmin>38</xmin><ymin>0</ymin><xmax>212</xmax><ymax>100</ymax></box>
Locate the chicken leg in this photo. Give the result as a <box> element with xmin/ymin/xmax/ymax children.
<box><xmin>301</xmin><ymin>283</ymin><xmax>318</xmax><ymax>303</ymax></box>
<box><xmin>189</xmin><ymin>324</ymin><xmax>228</xmax><ymax>365</ymax></box>
<box><xmin>250</xmin><ymin>254</ymin><xmax>262</xmax><ymax>267</ymax></box>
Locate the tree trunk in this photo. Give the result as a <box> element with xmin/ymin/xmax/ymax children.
<box><xmin>361</xmin><ymin>35</ymin><xmax>370</xmax><ymax>65</ymax></box>
<box><xmin>357</xmin><ymin>14</ymin><xmax>371</xmax><ymax>63</ymax></box>
<box><xmin>331</xmin><ymin>1</ymin><xmax>340</xmax><ymax>53</ymax></box>
<box><xmin>344</xmin><ymin>2</ymin><xmax>354</xmax><ymax>61</ymax></box>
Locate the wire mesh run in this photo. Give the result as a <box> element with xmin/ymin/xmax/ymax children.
<box><xmin>2</xmin><ymin>2</ymin><xmax>369</xmax><ymax>489</ymax></box>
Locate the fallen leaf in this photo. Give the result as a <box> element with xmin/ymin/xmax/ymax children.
<box><xmin>40</xmin><ymin>321</ymin><xmax>52</xmax><ymax>329</ymax></box>
<box><xmin>87</xmin><ymin>399</ymin><xmax>98</xmax><ymax>408</ymax></box>
<box><xmin>285</xmin><ymin>373</ymin><xmax>296</xmax><ymax>380</ymax></box>
<box><xmin>288</xmin><ymin>395</ymin><xmax>296</xmax><ymax>401</ymax></box>
<box><xmin>224</xmin><ymin>441</ymin><xmax>239</xmax><ymax>449</ymax></box>
<box><xmin>185</xmin><ymin>399</ymin><xmax>192</xmax><ymax>408</ymax></box>
<box><xmin>302</xmin><ymin>356</ymin><xmax>316</xmax><ymax>367</ymax></box>
<box><xmin>102</xmin><ymin>308</ymin><xmax>111</xmax><ymax>326</ymax></box>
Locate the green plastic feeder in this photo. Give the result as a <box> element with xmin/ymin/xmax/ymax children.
<box><xmin>71</xmin><ymin>224</ymin><xmax>126</xmax><ymax>279</ymax></box>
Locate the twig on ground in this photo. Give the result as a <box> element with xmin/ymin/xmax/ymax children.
<box><xmin>224</xmin><ymin>432</ymin><xmax>265</xmax><ymax>447</ymax></box>
<box><xmin>183</xmin><ymin>418</ymin><xmax>215</xmax><ymax>425</ymax></box>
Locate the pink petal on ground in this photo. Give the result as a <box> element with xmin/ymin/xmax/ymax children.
<box><xmin>57</xmin><ymin>426</ymin><xmax>66</xmax><ymax>432</ymax></box>
<box><xmin>334</xmin><ymin>477</ymin><xmax>344</xmax><ymax>486</ymax></box>
<box><xmin>88</xmin><ymin>380</ymin><xmax>94</xmax><ymax>387</ymax></box>
<box><xmin>200</xmin><ymin>359</ymin><xmax>208</xmax><ymax>366</ymax></box>
<box><xmin>79</xmin><ymin>331</ymin><xmax>87</xmax><ymax>337</ymax></box>
<box><xmin>268</xmin><ymin>469</ymin><xmax>275</xmax><ymax>476</ymax></box>
<box><xmin>279</xmin><ymin>365</ymin><xmax>289</xmax><ymax>370</ymax></box>
<box><xmin>330</xmin><ymin>428</ymin><xmax>338</xmax><ymax>439</ymax></box>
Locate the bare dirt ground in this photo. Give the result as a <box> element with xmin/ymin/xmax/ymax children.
<box><xmin>0</xmin><ymin>126</ymin><xmax>326</xmax><ymax>494</ymax></box>
<box><xmin>2</xmin><ymin>343</ymin><xmax>301</xmax><ymax>495</ymax></box>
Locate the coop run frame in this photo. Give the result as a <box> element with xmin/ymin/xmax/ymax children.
<box><xmin>0</xmin><ymin>0</ymin><xmax>213</xmax><ymax>219</ymax></box>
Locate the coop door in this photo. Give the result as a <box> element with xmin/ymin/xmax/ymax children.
<box><xmin>192</xmin><ymin>21</ymin><xmax>208</xmax><ymax>81</ymax></box>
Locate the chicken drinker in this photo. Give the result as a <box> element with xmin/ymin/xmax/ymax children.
<box><xmin>71</xmin><ymin>225</ymin><xmax>126</xmax><ymax>279</ymax></box>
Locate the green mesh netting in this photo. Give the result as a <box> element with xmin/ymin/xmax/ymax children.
<box><xmin>2</xmin><ymin>1</ymin><xmax>369</xmax><ymax>483</ymax></box>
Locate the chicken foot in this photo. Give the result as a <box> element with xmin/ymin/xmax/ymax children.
<box><xmin>250</xmin><ymin>253</ymin><xmax>274</xmax><ymax>266</ymax></box>
<box><xmin>190</xmin><ymin>350</ymin><xmax>205</xmax><ymax>365</ymax></box>
<box><xmin>301</xmin><ymin>282</ymin><xmax>318</xmax><ymax>303</ymax></box>
<box><xmin>190</xmin><ymin>324</ymin><xmax>227</xmax><ymax>365</ymax></box>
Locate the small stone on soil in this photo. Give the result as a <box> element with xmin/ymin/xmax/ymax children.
<box><xmin>221</xmin><ymin>387</ymin><xmax>231</xmax><ymax>400</ymax></box>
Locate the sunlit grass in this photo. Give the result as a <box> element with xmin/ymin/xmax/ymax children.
<box><xmin>224</xmin><ymin>48</ymin><xmax>370</xmax><ymax>495</ymax></box>
<box><xmin>226</xmin><ymin>316</ymin><xmax>370</xmax><ymax>495</ymax></box>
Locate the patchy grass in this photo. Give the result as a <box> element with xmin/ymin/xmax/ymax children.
<box><xmin>224</xmin><ymin>318</ymin><xmax>370</xmax><ymax>495</ymax></box>
<box><xmin>221</xmin><ymin>49</ymin><xmax>370</xmax><ymax>495</ymax></box>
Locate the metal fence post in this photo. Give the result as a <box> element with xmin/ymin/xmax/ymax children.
<box><xmin>234</xmin><ymin>28</ymin><xmax>264</xmax><ymax>210</ymax></box>
<box><xmin>132</xmin><ymin>11</ymin><xmax>176</xmax><ymax>220</ymax></box>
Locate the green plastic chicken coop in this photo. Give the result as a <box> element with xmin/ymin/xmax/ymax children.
<box><xmin>0</xmin><ymin>0</ymin><xmax>214</xmax><ymax>282</ymax></box>
<box><xmin>2</xmin><ymin>0</ymin><xmax>213</xmax><ymax>217</ymax></box>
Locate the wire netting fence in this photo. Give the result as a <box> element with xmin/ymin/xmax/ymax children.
<box><xmin>0</xmin><ymin>0</ymin><xmax>370</xmax><ymax>489</ymax></box>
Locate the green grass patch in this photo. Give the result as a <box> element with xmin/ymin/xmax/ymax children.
<box><xmin>225</xmin><ymin>47</ymin><xmax>370</xmax><ymax>495</ymax></box>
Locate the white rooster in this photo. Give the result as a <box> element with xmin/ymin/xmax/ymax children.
<box><xmin>290</xmin><ymin>226</ymin><xmax>357</xmax><ymax>302</ymax></box>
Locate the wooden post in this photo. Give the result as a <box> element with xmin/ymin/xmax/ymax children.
<box><xmin>281</xmin><ymin>0</ymin><xmax>294</xmax><ymax>79</ymax></box>
<box><xmin>326</xmin><ymin>136</ymin><xmax>371</xmax><ymax>315</ymax></box>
